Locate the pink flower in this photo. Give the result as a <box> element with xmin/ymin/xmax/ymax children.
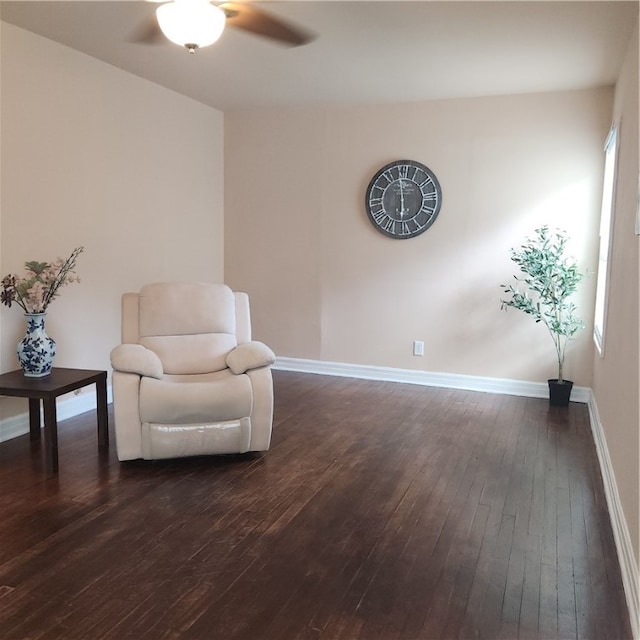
<box><xmin>0</xmin><ymin>247</ymin><xmax>84</xmax><ymax>314</ymax></box>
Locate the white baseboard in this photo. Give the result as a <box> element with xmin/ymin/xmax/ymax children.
<box><xmin>274</xmin><ymin>356</ymin><xmax>590</xmax><ymax>402</ymax></box>
<box><xmin>0</xmin><ymin>412</ymin><xmax>32</xmax><ymax>442</ymax></box>
<box><xmin>0</xmin><ymin>385</ymin><xmax>113</xmax><ymax>444</ymax></box>
<box><xmin>588</xmin><ymin>393</ymin><xmax>640</xmax><ymax>639</ymax></box>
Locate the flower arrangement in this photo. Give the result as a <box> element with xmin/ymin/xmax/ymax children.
<box><xmin>1</xmin><ymin>246</ymin><xmax>84</xmax><ymax>314</ymax></box>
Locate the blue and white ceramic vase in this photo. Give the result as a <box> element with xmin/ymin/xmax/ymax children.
<box><xmin>17</xmin><ymin>313</ymin><xmax>56</xmax><ymax>377</ymax></box>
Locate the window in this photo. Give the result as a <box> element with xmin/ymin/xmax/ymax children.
<box><xmin>593</xmin><ymin>125</ymin><xmax>618</xmax><ymax>353</ymax></box>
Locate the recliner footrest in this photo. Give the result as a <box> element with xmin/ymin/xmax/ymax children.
<box><xmin>141</xmin><ymin>417</ymin><xmax>251</xmax><ymax>459</ymax></box>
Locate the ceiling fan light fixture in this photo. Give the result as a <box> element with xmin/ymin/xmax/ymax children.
<box><xmin>156</xmin><ymin>0</ymin><xmax>225</xmax><ymax>53</ymax></box>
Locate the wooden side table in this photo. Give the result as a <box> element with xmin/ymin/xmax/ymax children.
<box><xmin>0</xmin><ymin>367</ymin><xmax>108</xmax><ymax>473</ymax></box>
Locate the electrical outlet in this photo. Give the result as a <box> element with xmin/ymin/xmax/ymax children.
<box><xmin>413</xmin><ymin>340</ymin><xmax>424</xmax><ymax>357</ymax></box>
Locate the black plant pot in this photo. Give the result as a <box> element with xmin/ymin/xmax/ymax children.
<box><xmin>548</xmin><ymin>379</ymin><xmax>574</xmax><ymax>407</ymax></box>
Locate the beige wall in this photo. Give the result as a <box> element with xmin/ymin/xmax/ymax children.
<box><xmin>592</xmin><ymin>22</ymin><xmax>639</xmax><ymax>569</ymax></box>
<box><xmin>225</xmin><ymin>88</ymin><xmax>612</xmax><ymax>386</ymax></box>
<box><xmin>0</xmin><ymin>23</ymin><xmax>224</xmax><ymax>420</ymax></box>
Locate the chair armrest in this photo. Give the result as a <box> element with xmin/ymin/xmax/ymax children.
<box><xmin>226</xmin><ymin>341</ymin><xmax>276</xmax><ymax>375</ymax></box>
<box><xmin>110</xmin><ymin>344</ymin><xmax>164</xmax><ymax>379</ymax></box>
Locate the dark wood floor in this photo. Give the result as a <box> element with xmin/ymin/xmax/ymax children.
<box><xmin>0</xmin><ymin>371</ymin><xmax>631</xmax><ymax>639</ymax></box>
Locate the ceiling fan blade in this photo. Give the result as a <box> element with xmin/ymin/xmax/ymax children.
<box><xmin>128</xmin><ymin>15</ymin><xmax>165</xmax><ymax>45</ymax></box>
<box><xmin>220</xmin><ymin>2</ymin><xmax>314</xmax><ymax>47</ymax></box>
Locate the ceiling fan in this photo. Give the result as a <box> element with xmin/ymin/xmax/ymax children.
<box><xmin>134</xmin><ymin>0</ymin><xmax>313</xmax><ymax>53</ymax></box>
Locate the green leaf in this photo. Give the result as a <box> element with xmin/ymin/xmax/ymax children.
<box><xmin>499</xmin><ymin>227</ymin><xmax>584</xmax><ymax>378</ymax></box>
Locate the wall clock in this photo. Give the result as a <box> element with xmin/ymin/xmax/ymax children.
<box><xmin>365</xmin><ymin>160</ymin><xmax>442</xmax><ymax>239</ymax></box>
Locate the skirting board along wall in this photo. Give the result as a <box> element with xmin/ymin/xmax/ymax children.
<box><xmin>274</xmin><ymin>356</ymin><xmax>591</xmax><ymax>402</ymax></box>
<box><xmin>275</xmin><ymin>356</ymin><xmax>638</xmax><ymax>636</ymax></box>
<box><xmin>587</xmin><ymin>395</ymin><xmax>640</xmax><ymax>640</ymax></box>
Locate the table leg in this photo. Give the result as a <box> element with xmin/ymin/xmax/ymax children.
<box><xmin>28</xmin><ymin>398</ymin><xmax>41</xmax><ymax>440</ymax></box>
<box><xmin>96</xmin><ymin>374</ymin><xmax>109</xmax><ymax>448</ymax></box>
<box><xmin>43</xmin><ymin>397</ymin><xmax>58</xmax><ymax>474</ymax></box>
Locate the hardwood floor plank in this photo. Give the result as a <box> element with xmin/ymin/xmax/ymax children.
<box><xmin>0</xmin><ymin>372</ymin><xmax>632</xmax><ymax>639</ymax></box>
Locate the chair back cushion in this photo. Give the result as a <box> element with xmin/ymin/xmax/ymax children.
<box><xmin>138</xmin><ymin>282</ymin><xmax>237</xmax><ymax>374</ymax></box>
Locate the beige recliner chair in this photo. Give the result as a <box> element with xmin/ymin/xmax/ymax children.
<box><xmin>110</xmin><ymin>282</ymin><xmax>276</xmax><ymax>461</ymax></box>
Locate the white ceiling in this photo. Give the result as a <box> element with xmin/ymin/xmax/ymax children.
<box><xmin>1</xmin><ymin>1</ymin><xmax>637</xmax><ymax>111</ymax></box>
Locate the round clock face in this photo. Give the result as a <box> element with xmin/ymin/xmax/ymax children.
<box><xmin>365</xmin><ymin>160</ymin><xmax>442</xmax><ymax>239</ymax></box>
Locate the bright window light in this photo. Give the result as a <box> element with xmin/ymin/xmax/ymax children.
<box><xmin>593</xmin><ymin>125</ymin><xmax>618</xmax><ymax>354</ymax></box>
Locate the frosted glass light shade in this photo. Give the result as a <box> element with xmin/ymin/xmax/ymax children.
<box><xmin>156</xmin><ymin>0</ymin><xmax>226</xmax><ymax>51</ymax></box>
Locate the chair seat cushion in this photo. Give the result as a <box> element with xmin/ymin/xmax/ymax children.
<box><xmin>140</xmin><ymin>369</ymin><xmax>253</xmax><ymax>424</ymax></box>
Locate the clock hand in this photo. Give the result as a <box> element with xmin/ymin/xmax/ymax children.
<box><xmin>398</xmin><ymin>179</ymin><xmax>405</xmax><ymax>218</ymax></box>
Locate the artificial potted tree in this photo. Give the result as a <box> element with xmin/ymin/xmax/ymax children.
<box><xmin>500</xmin><ymin>226</ymin><xmax>585</xmax><ymax>407</ymax></box>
